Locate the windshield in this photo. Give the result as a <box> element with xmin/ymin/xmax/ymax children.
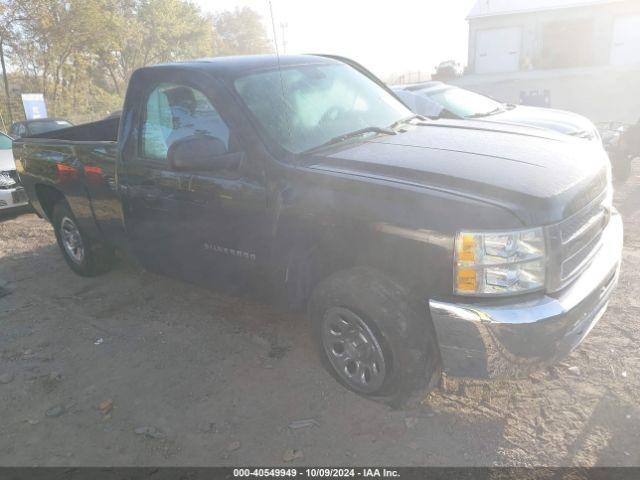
<box><xmin>234</xmin><ymin>63</ymin><xmax>411</xmax><ymax>153</ymax></box>
<box><xmin>425</xmin><ymin>87</ymin><xmax>503</xmax><ymax>118</ymax></box>
<box><xmin>0</xmin><ymin>133</ymin><xmax>12</xmax><ymax>150</ymax></box>
<box><xmin>393</xmin><ymin>89</ymin><xmax>445</xmax><ymax>118</ymax></box>
<box><xmin>27</xmin><ymin>120</ymin><xmax>72</xmax><ymax>135</ymax></box>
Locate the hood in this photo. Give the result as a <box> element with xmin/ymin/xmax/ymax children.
<box><xmin>481</xmin><ymin>105</ymin><xmax>599</xmax><ymax>141</ymax></box>
<box><xmin>307</xmin><ymin>120</ymin><xmax>608</xmax><ymax>226</ymax></box>
<box><xmin>0</xmin><ymin>149</ymin><xmax>15</xmax><ymax>171</ymax></box>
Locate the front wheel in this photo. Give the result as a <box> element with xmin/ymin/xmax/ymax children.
<box><xmin>52</xmin><ymin>201</ymin><xmax>113</xmax><ymax>276</ymax></box>
<box><xmin>320</xmin><ymin>306</ymin><xmax>389</xmax><ymax>395</ymax></box>
<box><xmin>309</xmin><ymin>267</ymin><xmax>441</xmax><ymax>408</ymax></box>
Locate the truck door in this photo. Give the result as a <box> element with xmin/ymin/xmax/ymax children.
<box><xmin>120</xmin><ymin>75</ymin><xmax>268</xmax><ymax>287</ymax></box>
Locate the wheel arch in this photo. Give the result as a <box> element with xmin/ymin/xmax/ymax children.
<box><xmin>271</xmin><ymin>212</ymin><xmax>362</xmax><ymax>311</ymax></box>
<box><xmin>34</xmin><ymin>183</ymin><xmax>66</xmax><ymax>221</ymax></box>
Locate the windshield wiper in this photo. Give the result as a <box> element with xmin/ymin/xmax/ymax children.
<box><xmin>388</xmin><ymin>114</ymin><xmax>428</xmax><ymax>130</ymax></box>
<box><xmin>467</xmin><ymin>107</ymin><xmax>504</xmax><ymax>118</ymax></box>
<box><xmin>303</xmin><ymin>126</ymin><xmax>396</xmax><ymax>154</ymax></box>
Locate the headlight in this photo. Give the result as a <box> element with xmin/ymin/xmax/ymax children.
<box><xmin>0</xmin><ymin>171</ymin><xmax>16</xmax><ymax>188</ymax></box>
<box><xmin>454</xmin><ymin>228</ymin><xmax>546</xmax><ymax>296</ymax></box>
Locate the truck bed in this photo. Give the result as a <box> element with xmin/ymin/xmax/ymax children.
<box><xmin>14</xmin><ymin>117</ymin><xmax>124</xmax><ymax>248</ymax></box>
<box><xmin>25</xmin><ymin>116</ymin><xmax>119</xmax><ymax>142</ymax></box>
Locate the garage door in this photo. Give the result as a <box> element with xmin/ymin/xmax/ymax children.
<box><xmin>611</xmin><ymin>15</ymin><xmax>640</xmax><ymax>66</ymax></box>
<box><xmin>475</xmin><ymin>27</ymin><xmax>521</xmax><ymax>74</ymax></box>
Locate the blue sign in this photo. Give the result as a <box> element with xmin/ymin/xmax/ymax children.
<box><xmin>21</xmin><ymin>93</ymin><xmax>48</xmax><ymax>120</ymax></box>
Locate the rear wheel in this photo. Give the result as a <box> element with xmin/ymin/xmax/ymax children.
<box><xmin>309</xmin><ymin>267</ymin><xmax>441</xmax><ymax>407</ymax></box>
<box><xmin>52</xmin><ymin>201</ymin><xmax>113</xmax><ymax>276</ymax></box>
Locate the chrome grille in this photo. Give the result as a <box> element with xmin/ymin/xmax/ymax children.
<box><xmin>546</xmin><ymin>190</ymin><xmax>610</xmax><ymax>292</ymax></box>
<box><xmin>0</xmin><ymin>170</ymin><xmax>21</xmax><ymax>190</ymax></box>
<box><xmin>0</xmin><ymin>170</ymin><xmax>15</xmax><ymax>190</ymax></box>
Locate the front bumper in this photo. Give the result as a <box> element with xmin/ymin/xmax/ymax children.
<box><xmin>0</xmin><ymin>186</ymin><xmax>29</xmax><ymax>211</ymax></box>
<box><xmin>429</xmin><ymin>212</ymin><xmax>623</xmax><ymax>378</ymax></box>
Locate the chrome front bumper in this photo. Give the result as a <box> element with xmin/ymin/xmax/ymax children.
<box><xmin>429</xmin><ymin>212</ymin><xmax>623</xmax><ymax>378</ymax></box>
<box><xmin>0</xmin><ymin>186</ymin><xmax>29</xmax><ymax>211</ymax></box>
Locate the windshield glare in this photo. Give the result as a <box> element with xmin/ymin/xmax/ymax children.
<box><xmin>234</xmin><ymin>63</ymin><xmax>411</xmax><ymax>153</ymax></box>
<box><xmin>425</xmin><ymin>87</ymin><xmax>502</xmax><ymax>118</ymax></box>
<box><xmin>394</xmin><ymin>89</ymin><xmax>444</xmax><ymax>118</ymax></box>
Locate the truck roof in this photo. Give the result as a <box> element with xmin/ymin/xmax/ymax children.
<box><xmin>143</xmin><ymin>54</ymin><xmax>341</xmax><ymax>78</ymax></box>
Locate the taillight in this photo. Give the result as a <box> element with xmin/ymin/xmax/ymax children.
<box><xmin>56</xmin><ymin>163</ymin><xmax>79</xmax><ymax>184</ymax></box>
<box><xmin>83</xmin><ymin>166</ymin><xmax>103</xmax><ymax>176</ymax></box>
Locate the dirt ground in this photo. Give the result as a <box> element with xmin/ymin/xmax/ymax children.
<box><xmin>1</xmin><ymin>171</ymin><xmax>639</xmax><ymax>467</ymax></box>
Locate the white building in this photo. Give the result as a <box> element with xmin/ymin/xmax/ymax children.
<box><xmin>453</xmin><ymin>0</ymin><xmax>640</xmax><ymax>123</ymax></box>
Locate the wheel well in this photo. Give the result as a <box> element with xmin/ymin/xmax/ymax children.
<box><xmin>281</xmin><ymin>241</ymin><xmax>357</xmax><ymax>311</ymax></box>
<box><xmin>35</xmin><ymin>184</ymin><xmax>65</xmax><ymax>221</ymax></box>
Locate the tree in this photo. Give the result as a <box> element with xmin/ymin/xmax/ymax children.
<box><xmin>6</xmin><ymin>0</ymin><xmax>113</xmax><ymax>114</ymax></box>
<box><xmin>213</xmin><ymin>7</ymin><xmax>273</xmax><ymax>56</ymax></box>
<box><xmin>94</xmin><ymin>0</ymin><xmax>216</xmax><ymax>96</ymax></box>
<box><xmin>6</xmin><ymin>0</ymin><xmax>216</xmax><ymax>118</ymax></box>
<box><xmin>0</xmin><ymin>0</ymin><xmax>36</xmax><ymax>123</ymax></box>
<box><xmin>2</xmin><ymin>0</ymin><xmax>272</xmax><ymax>124</ymax></box>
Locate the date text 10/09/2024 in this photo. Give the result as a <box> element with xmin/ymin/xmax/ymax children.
<box><xmin>233</xmin><ymin>468</ymin><xmax>401</xmax><ymax>478</ymax></box>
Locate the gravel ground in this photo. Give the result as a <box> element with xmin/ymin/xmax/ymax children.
<box><xmin>0</xmin><ymin>171</ymin><xmax>639</xmax><ymax>467</ymax></box>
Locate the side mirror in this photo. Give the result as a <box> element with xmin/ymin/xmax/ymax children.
<box><xmin>167</xmin><ymin>135</ymin><xmax>239</xmax><ymax>172</ymax></box>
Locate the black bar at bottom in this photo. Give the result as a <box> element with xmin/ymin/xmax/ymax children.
<box><xmin>0</xmin><ymin>467</ymin><xmax>640</xmax><ymax>480</ymax></box>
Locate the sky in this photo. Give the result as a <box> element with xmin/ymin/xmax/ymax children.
<box><xmin>193</xmin><ymin>0</ymin><xmax>477</xmax><ymax>80</ymax></box>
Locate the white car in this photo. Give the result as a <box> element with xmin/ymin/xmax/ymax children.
<box><xmin>0</xmin><ymin>132</ymin><xmax>29</xmax><ymax>212</ymax></box>
<box><xmin>392</xmin><ymin>81</ymin><xmax>602</xmax><ymax>144</ymax></box>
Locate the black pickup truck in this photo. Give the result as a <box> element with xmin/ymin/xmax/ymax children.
<box><xmin>14</xmin><ymin>55</ymin><xmax>623</xmax><ymax>406</ymax></box>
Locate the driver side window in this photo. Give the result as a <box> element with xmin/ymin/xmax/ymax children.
<box><xmin>141</xmin><ymin>83</ymin><xmax>231</xmax><ymax>162</ymax></box>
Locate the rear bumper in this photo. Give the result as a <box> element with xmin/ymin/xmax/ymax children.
<box><xmin>429</xmin><ymin>212</ymin><xmax>623</xmax><ymax>378</ymax></box>
<box><xmin>0</xmin><ymin>187</ymin><xmax>29</xmax><ymax>211</ymax></box>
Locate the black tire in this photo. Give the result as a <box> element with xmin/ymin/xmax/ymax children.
<box><xmin>308</xmin><ymin>267</ymin><xmax>441</xmax><ymax>408</ymax></box>
<box><xmin>52</xmin><ymin>201</ymin><xmax>113</xmax><ymax>276</ymax></box>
